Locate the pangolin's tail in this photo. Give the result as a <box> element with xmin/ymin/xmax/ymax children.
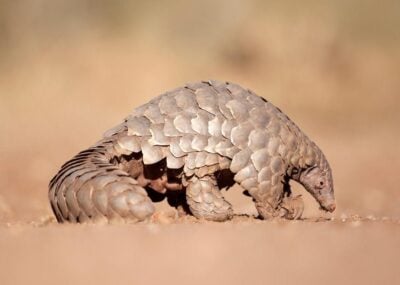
<box><xmin>48</xmin><ymin>135</ymin><xmax>154</xmax><ymax>223</ymax></box>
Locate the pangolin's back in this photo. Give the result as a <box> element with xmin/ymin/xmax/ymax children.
<box><xmin>104</xmin><ymin>80</ymin><xmax>320</xmax><ymax>174</ymax></box>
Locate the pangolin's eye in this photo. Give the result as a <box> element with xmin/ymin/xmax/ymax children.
<box><xmin>320</xmin><ymin>181</ymin><xmax>324</xmax><ymax>186</ymax></box>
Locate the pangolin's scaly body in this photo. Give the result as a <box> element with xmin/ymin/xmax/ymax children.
<box><xmin>49</xmin><ymin>80</ymin><xmax>335</xmax><ymax>223</ymax></box>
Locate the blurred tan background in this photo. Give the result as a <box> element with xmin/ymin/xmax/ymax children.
<box><xmin>1</xmin><ymin>0</ymin><xmax>400</xmax><ymax>222</ymax></box>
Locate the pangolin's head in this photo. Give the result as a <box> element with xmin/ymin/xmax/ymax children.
<box><xmin>299</xmin><ymin>156</ymin><xmax>336</xmax><ymax>213</ymax></box>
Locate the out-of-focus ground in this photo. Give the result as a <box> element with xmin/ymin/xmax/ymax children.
<box><xmin>1</xmin><ymin>220</ymin><xmax>399</xmax><ymax>285</ymax></box>
<box><xmin>0</xmin><ymin>1</ymin><xmax>399</xmax><ymax>284</ymax></box>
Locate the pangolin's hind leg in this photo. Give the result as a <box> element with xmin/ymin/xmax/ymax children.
<box><xmin>185</xmin><ymin>175</ymin><xmax>233</xmax><ymax>221</ymax></box>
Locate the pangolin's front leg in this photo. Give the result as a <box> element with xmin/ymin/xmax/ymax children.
<box><xmin>251</xmin><ymin>178</ymin><xmax>304</xmax><ymax>220</ymax></box>
<box><xmin>280</xmin><ymin>193</ymin><xmax>304</xmax><ymax>220</ymax></box>
<box><xmin>185</xmin><ymin>174</ymin><xmax>233</xmax><ymax>221</ymax></box>
<box><xmin>250</xmin><ymin>178</ymin><xmax>304</xmax><ymax>220</ymax></box>
<box><xmin>251</xmin><ymin>179</ymin><xmax>285</xmax><ymax>220</ymax></box>
<box><xmin>233</xmin><ymin>153</ymin><xmax>303</xmax><ymax>220</ymax></box>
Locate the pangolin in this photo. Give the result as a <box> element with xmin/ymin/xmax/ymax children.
<box><xmin>49</xmin><ymin>80</ymin><xmax>336</xmax><ymax>223</ymax></box>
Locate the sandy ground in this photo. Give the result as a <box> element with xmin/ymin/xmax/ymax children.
<box><xmin>1</xmin><ymin>1</ymin><xmax>400</xmax><ymax>284</ymax></box>
<box><xmin>1</xmin><ymin>217</ymin><xmax>399</xmax><ymax>285</ymax></box>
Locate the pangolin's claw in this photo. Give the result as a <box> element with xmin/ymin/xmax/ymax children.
<box><xmin>280</xmin><ymin>195</ymin><xmax>304</xmax><ymax>220</ymax></box>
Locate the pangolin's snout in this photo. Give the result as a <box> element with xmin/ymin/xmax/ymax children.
<box><xmin>322</xmin><ymin>203</ymin><xmax>336</xmax><ymax>212</ymax></box>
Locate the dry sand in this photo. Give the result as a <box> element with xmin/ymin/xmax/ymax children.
<box><xmin>1</xmin><ymin>217</ymin><xmax>399</xmax><ymax>285</ymax></box>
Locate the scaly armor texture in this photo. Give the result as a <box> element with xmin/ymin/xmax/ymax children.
<box><xmin>49</xmin><ymin>80</ymin><xmax>336</xmax><ymax>223</ymax></box>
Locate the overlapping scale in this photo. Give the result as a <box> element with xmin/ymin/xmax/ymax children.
<box><xmin>127</xmin><ymin>116</ymin><xmax>151</xmax><ymax>136</ymax></box>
